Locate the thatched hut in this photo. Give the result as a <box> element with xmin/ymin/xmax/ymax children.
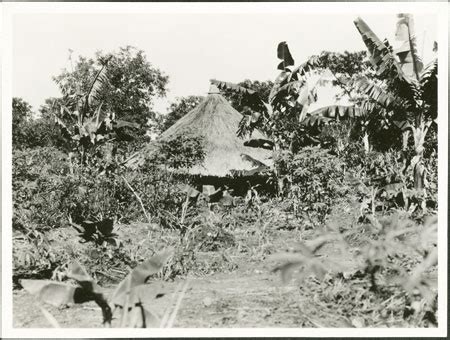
<box><xmin>158</xmin><ymin>85</ymin><xmax>273</xmax><ymax>194</ymax></box>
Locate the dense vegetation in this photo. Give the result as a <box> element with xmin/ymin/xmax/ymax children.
<box><xmin>13</xmin><ymin>14</ymin><xmax>438</xmax><ymax>328</ymax></box>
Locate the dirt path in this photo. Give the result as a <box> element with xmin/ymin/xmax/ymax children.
<box><xmin>13</xmin><ymin>199</ymin><xmax>363</xmax><ymax>328</ymax></box>
<box><xmin>13</xmin><ymin>262</ymin><xmax>316</xmax><ymax>328</ymax></box>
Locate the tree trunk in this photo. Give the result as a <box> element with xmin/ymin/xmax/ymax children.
<box><xmin>413</xmin><ymin>162</ymin><xmax>425</xmax><ymax>191</ymax></box>
<box><xmin>362</xmin><ymin>132</ymin><xmax>371</xmax><ymax>154</ymax></box>
<box><xmin>412</xmin><ymin>122</ymin><xmax>427</xmax><ymax>192</ymax></box>
<box><xmin>68</xmin><ymin>152</ymin><xmax>74</xmax><ymax>175</ymax></box>
<box><xmin>272</xmin><ymin>142</ymin><xmax>285</xmax><ymax>196</ymax></box>
<box><xmin>402</xmin><ymin>130</ymin><xmax>411</xmax><ymax>151</ymax></box>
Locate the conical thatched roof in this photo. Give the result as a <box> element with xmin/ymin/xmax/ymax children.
<box><xmin>159</xmin><ymin>85</ymin><xmax>272</xmax><ymax>177</ymax></box>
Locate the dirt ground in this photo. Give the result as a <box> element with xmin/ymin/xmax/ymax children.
<box><xmin>12</xmin><ymin>199</ymin><xmax>436</xmax><ymax>328</ymax></box>
<box><xmin>13</xmin><ymin>247</ymin><xmax>359</xmax><ymax>328</ymax></box>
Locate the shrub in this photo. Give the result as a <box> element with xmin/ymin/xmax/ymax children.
<box><xmin>275</xmin><ymin>146</ymin><xmax>347</xmax><ymax>225</ymax></box>
<box><xmin>12</xmin><ymin>143</ymin><xmax>201</xmax><ymax>281</ymax></box>
<box><xmin>13</xmin><ymin>147</ymin><xmax>72</xmax><ymax>232</ymax></box>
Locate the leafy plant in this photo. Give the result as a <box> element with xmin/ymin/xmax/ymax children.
<box><xmin>211</xmin><ymin>42</ymin><xmax>329</xmax><ymax>152</ymax></box>
<box><xmin>21</xmin><ymin>249</ymin><xmax>181</xmax><ymax>328</ymax></box>
<box><xmin>52</xmin><ymin>56</ymin><xmax>140</xmax><ymax>166</ymax></box>
<box><xmin>69</xmin><ymin>217</ymin><xmax>120</xmax><ymax>246</ymax></box>
<box><xmin>353</xmin><ymin>15</ymin><xmax>438</xmax><ymax>191</ymax></box>
<box><xmin>271</xmin><ymin>212</ymin><xmax>437</xmax><ymax>325</ymax></box>
<box><xmin>270</xmin><ymin>234</ymin><xmax>343</xmax><ymax>283</ymax></box>
<box><xmin>54</xmin><ymin>46</ymin><xmax>169</xmax><ymax>131</ymax></box>
<box><xmin>274</xmin><ymin>146</ymin><xmax>347</xmax><ymax>224</ymax></box>
<box><xmin>21</xmin><ymin>261</ymin><xmax>112</xmax><ymax>325</ymax></box>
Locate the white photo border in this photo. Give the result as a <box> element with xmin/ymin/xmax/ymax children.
<box><xmin>1</xmin><ymin>1</ymin><xmax>448</xmax><ymax>338</ymax></box>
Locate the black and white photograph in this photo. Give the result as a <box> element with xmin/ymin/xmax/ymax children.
<box><xmin>1</xmin><ymin>1</ymin><xmax>448</xmax><ymax>337</ymax></box>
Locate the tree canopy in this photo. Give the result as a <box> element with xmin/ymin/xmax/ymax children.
<box><xmin>12</xmin><ymin>97</ymin><xmax>34</xmax><ymax>150</ymax></box>
<box><xmin>54</xmin><ymin>46</ymin><xmax>169</xmax><ymax>129</ymax></box>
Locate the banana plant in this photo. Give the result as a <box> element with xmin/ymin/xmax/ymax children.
<box><xmin>212</xmin><ymin>42</ymin><xmax>368</xmax><ymax>153</ymax></box>
<box><xmin>353</xmin><ymin>15</ymin><xmax>438</xmax><ymax>191</ymax></box>
<box><xmin>53</xmin><ymin>56</ymin><xmax>139</xmax><ymax>166</ymax></box>
<box><xmin>211</xmin><ymin>42</ymin><xmax>331</xmax><ymax>152</ymax></box>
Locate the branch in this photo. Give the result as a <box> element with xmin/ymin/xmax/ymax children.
<box><xmin>121</xmin><ymin>175</ymin><xmax>153</xmax><ymax>227</ymax></box>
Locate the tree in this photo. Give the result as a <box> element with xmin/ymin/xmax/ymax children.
<box><xmin>54</xmin><ymin>46</ymin><xmax>169</xmax><ymax>132</ymax></box>
<box><xmin>12</xmin><ymin>97</ymin><xmax>71</xmax><ymax>150</ymax></box>
<box><xmin>313</xmin><ymin>50</ymin><xmax>406</xmax><ymax>152</ymax></box>
<box><xmin>12</xmin><ymin>97</ymin><xmax>34</xmax><ymax>150</ymax></box>
<box><xmin>52</xmin><ymin>57</ymin><xmax>141</xmax><ymax>167</ymax></box>
<box><xmin>29</xmin><ymin>98</ymin><xmax>70</xmax><ymax>148</ymax></box>
<box><xmin>221</xmin><ymin>79</ymin><xmax>274</xmax><ymax>116</ymax></box>
<box><xmin>157</xmin><ymin>95</ymin><xmax>204</xmax><ymax>132</ymax></box>
<box><xmin>353</xmin><ymin>15</ymin><xmax>438</xmax><ymax>190</ymax></box>
<box><xmin>211</xmin><ymin>42</ymin><xmax>329</xmax><ymax>152</ymax></box>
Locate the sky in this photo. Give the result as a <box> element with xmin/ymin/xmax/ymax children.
<box><xmin>12</xmin><ymin>11</ymin><xmax>437</xmax><ymax>115</ymax></box>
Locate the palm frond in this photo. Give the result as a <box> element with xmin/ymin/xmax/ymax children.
<box><xmin>237</xmin><ymin>113</ymin><xmax>263</xmax><ymax>138</ymax></box>
<box><xmin>393</xmin><ymin>120</ymin><xmax>414</xmax><ymax>132</ymax></box>
<box><xmin>240</xmin><ymin>153</ymin><xmax>267</xmax><ymax>167</ymax></box>
<box><xmin>354</xmin><ymin>17</ymin><xmax>418</xmax><ymax>105</ymax></box>
<box><xmin>394</xmin><ymin>13</ymin><xmax>423</xmax><ymax>80</ymax></box>
<box><xmin>353</xmin><ymin>77</ymin><xmax>398</xmax><ymax>108</ymax></box>
<box><xmin>420</xmin><ymin>59</ymin><xmax>438</xmax><ymax>86</ymax></box>
<box><xmin>301</xmin><ymin>114</ymin><xmax>331</xmax><ymax>127</ymax></box>
<box><xmin>354</xmin><ymin>17</ymin><xmax>405</xmax><ymax>80</ymax></box>
<box><xmin>420</xmin><ymin>59</ymin><xmax>438</xmax><ymax>119</ymax></box>
<box><xmin>308</xmin><ymin>105</ymin><xmax>361</xmax><ymax>120</ymax></box>
<box><xmin>277</xmin><ymin>41</ymin><xmax>295</xmax><ymax>71</ymax></box>
<box><xmin>243</xmin><ymin>138</ymin><xmax>274</xmax><ymax>150</ymax></box>
<box><xmin>269</xmin><ymin>55</ymin><xmax>322</xmax><ymax>105</ymax></box>
<box><xmin>53</xmin><ymin>115</ymin><xmax>73</xmax><ymax>140</ymax></box>
<box><xmin>287</xmin><ymin>55</ymin><xmax>323</xmax><ymax>83</ymax></box>
<box><xmin>85</xmin><ymin>56</ymin><xmax>112</xmax><ymax>111</ymax></box>
<box><xmin>210</xmin><ymin>79</ymin><xmax>257</xmax><ymax>96</ymax></box>
<box><xmin>211</xmin><ymin>79</ymin><xmax>270</xmax><ymax>136</ymax></box>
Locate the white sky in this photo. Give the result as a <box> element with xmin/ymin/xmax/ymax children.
<box><xmin>12</xmin><ymin>11</ymin><xmax>437</xmax><ymax>115</ymax></box>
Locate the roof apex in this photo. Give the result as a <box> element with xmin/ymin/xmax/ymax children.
<box><xmin>208</xmin><ymin>84</ymin><xmax>220</xmax><ymax>94</ymax></box>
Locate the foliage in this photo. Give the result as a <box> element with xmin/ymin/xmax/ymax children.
<box><xmin>13</xmin><ymin>147</ymin><xmax>72</xmax><ymax>231</ymax></box>
<box><xmin>153</xmin><ymin>133</ymin><xmax>205</xmax><ymax>171</ymax></box>
<box><xmin>162</xmin><ymin>209</ymin><xmax>237</xmax><ymax>279</ymax></box>
<box><xmin>53</xmin><ymin>56</ymin><xmax>145</xmax><ymax>166</ymax></box>
<box><xmin>12</xmin><ymin>130</ymin><xmax>205</xmax><ymax>243</ymax></box>
<box><xmin>12</xmin><ymin>97</ymin><xmax>36</xmax><ymax>150</ymax></box>
<box><xmin>274</xmin><ymin>146</ymin><xmax>347</xmax><ymax>225</ymax></box>
<box><xmin>13</xmin><ymin>16</ymin><xmax>439</xmax><ymax>329</ymax></box>
<box><xmin>318</xmin><ymin>51</ymin><xmax>370</xmax><ymax>85</ymax></box>
<box><xmin>353</xmin><ymin>15</ymin><xmax>438</xmax><ymax>190</ymax></box>
<box><xmin>54</xmin><ymin>46</ymin><xmax>169</xmax><ymax>129</ymax></box>
<box><xmin>13</xmin><ymin>97</ymin><xmax>34</xmax><ymax>128</ymax></box>
<box><xmin>13</xmin><ymin>97</ymin><xmax>76</xmax><ymax>151</ymax></box>
<box><xmin>70</xmin><ymin>218</ymin><xmax>119</xmax><ymax>246</ymax></box>
<box><xmin>211</xmin><ymin>46</ymin><xmax>373</xmax><ymax>153</ymax></box>
<box><xmin>343</xmin><ymin>147</ymin><xmax>437</xmax><ymax>222</ymax></box>
<box><xmin>21</xmin><ymin>249</ymin><xmax>181</xmax><ymax>327</ymax></box>
<box><xmin>212</xmin><ymin>42</ymin><xmax>329</xmax><ymax>151</ymax></box>
<box><xmin>271</xmin><ymin>212</ymin><xmax>437</xmax><ymax>326</ymax></box>
<box><xmin>221</xmin><ymin>79</ymin><xmax>274</xmax><ymax>116</ymax></box>
<box><xmin>13</xmin><ymin>227</ymin><xmax>68</xmax><ymax>286</ymax></box>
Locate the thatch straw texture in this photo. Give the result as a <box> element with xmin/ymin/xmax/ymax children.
<box><xmin>159</xmin><ymin>87</ymin><xmax>272</xmax><ymax>177</ymax></box>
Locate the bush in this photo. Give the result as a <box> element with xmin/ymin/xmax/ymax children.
<box><xmin>12</xmin><ymin>142</ymin><xmax>202</xmax><ymax>281</ymax></box>
<box><xmin>13</xmin><ymin>132</ymin><xmax>206</xmax><ymax>231</ymax></box>
<box><xmin>13</xmin><ymin>147</ymin><xmax>72</xmax><ymax>232</ymax></box>
<box><xmin>341</xmin><ymin>145</ymin><xmax>437</xmax><ymax>221</ymax></box>
<box><xmin>274</xmin><ymin>146</ymin><xmax>347</xmax><ymax>225</ymax></box>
